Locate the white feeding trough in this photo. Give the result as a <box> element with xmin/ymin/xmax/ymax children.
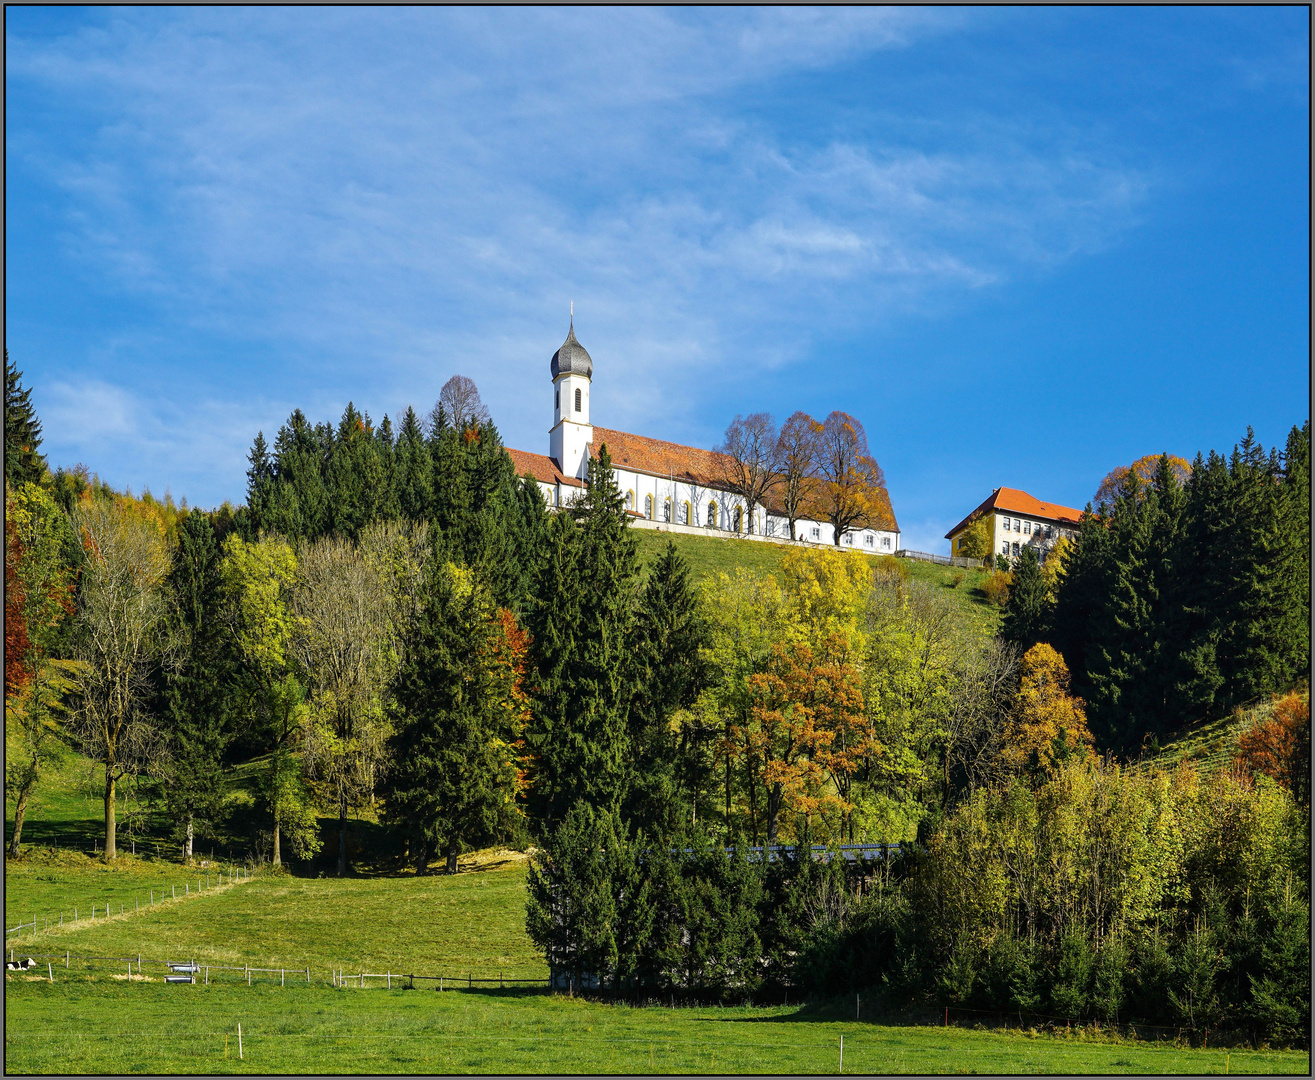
<box><xmin>166</xmin><ymin>960</ymin><xmax>198</xmax><ymax>984</ymax></box>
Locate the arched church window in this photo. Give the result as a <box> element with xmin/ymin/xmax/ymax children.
<box><xmin>626</xmin><ymin>490</ymin><xmax>635</xmax><ymax>510</ymax></box>
<box><xmin>733</xmin><ymin>507</ymin><xmax>742</xmax><ymax>534</ymax></box>
<box><xmin>555</xmin><ymin>388</ymin><xmax>560</xmax><ymax>412</ymax></box>
<box><xmin>663</xmin><ymin>498</ymin><xmax>671</xmax><ymax>522</ymax></box>
<box><xmin>706</xmin><ymin>503</ymin><xmax>717</xmax><ymax>528</ymax></box>
<box><xmin>574</xmin><ymin>388</ymin><xmax>582</xmax><ymax>413</ymax></box>
<box><xmin>682</xmin><ymin>501</ymin><xmax>691</xmax><ymax>525</ymax></box>
<box><xmin>644</xmin><ymin>494</ymin><xmax>653</xmax><ymax>519</ymax></box>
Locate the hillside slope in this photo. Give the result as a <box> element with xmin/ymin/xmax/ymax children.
<box><xmin>631</xmin><ymin>527</ymin><xmax>1001</xmax><ymax>631</ymax></box>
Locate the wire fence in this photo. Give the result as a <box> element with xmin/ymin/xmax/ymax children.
<box><xmin>5</xmin><ymin>948</ymin><xmax>548</xmax><ymax>992</ymax></box>
<box><xmin>5</xmin><ymin>865</ymin><xmax>252</xmax><ymax>940</ymax></box>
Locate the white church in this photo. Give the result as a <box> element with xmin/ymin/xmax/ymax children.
<box><xmin>506</xmin><ymin>322</ymin><xmax>902</xmax><ymax>553</ymax></box>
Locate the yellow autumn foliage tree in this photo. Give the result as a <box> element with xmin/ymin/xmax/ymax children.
<box><xmin>777</xmin><ymin>546</ymin><xmax>869</xmax><ymax>658</ymax></box>
<box><xmin>1002</xmin><ymin>643</ymin><xmax>1094</xmax><ymax>771</ymax></box>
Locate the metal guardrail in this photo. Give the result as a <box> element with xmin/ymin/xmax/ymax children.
<box><xmin>895</xmin><ymin>549</ymin><xmax>985</xmax><ymax>568</ymax></box>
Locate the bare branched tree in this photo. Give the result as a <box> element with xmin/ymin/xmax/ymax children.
<box><xmin>816</xmin><ymin>411</ymin><xmax>887</xmax><ymax>545</ymax></box>
<box><xmin>67</xmin><ymin>497</ymin><xmax>175</xmax><ymax>860</ymax></box>
<box><xmin>715</xmin><ymin>413</ymin><xmax>780</xmax><ymax>535</ymax></box>
<box><xmin>775</xmin><ymin>411</ymin><xmax>821</xmax><ymax>540</ymax></box>
<box><xmin>944</xmin><ymin>637</ymin><xmax>1020</xmax><ymax>798</ymax></box>
<box><xmin>438</xmin><ymin>375</ymin><xmax>491</xmax><ymax>432</ymax></box>
<box><xmin>292</xmin><ymin>533</ymin><xmax>402</xmax><ymax>876</ymax></box>
<box><xmin>358</xmin><ymin>519</ymin><xmax>431</xmax><ymax>667</ymax></box>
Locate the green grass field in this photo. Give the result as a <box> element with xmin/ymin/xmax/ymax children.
<box><xmin>6</xmin><ymin>978</ymin><xmax>1304</xmax><ymax>1075</ymax></box>
<box><xmin>630</xmin><ymin>527</ymin><xmax>1001</xmax><ymax>631</ymax></box>
<box><xmin>6</xmin><ymin>846</ymin><xmax>1308</xmax><ymax>1074</ymax></box>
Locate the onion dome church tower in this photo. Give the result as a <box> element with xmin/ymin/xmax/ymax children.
<box><xmin>549</xmin><ymin>314</ymin><xmax>593</xmax><ymax>480</ymax></box>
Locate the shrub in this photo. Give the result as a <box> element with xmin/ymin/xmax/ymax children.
<box><xmin>949</xmin><ymin>569</ymin><xmax>966</xmax><ymax>589</ymax></box>
<box><xmin>1233</xmin><ymin>692</ymin><xmax>1310</xmax><ymax>795</ymax></box>
<box><xmin>981</xmin><ymin>570</ymin><xmax>1012</xmax><ymax>607</ymax></box>
<box><xmin>872</xmin><ymin>555</ymin><xmax>910</xmax><ymax>584</ymax></box>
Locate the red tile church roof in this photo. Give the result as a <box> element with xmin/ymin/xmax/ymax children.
<box><xmin>590</xmin><ymin>426</ymin><xmax>729</xmax><ymax>488</ymax></box>
<box><xmin>506</xmin><ymin>448</ymin><xmax>584</xmax><ymax>488</ymax></box>
<box><xmin>589</xmin><ymin>426</ymin><xmax>900</xmax><ymax>534</ymax></box>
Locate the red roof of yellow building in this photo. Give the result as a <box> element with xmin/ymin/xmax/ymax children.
<box><xmin>944</xmin><ymin>487</ymin><xmax>1083</xmax><ymax>539</ymax></box>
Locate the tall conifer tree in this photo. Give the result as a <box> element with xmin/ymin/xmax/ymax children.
<box><xmin>526</xmin><ymin>446</ymin><xmax>638</xmax><ymax>828</ymax></box>
<box><xmin>1000</xmin><ymin>546</ymin><xmax>1048</xmax><ymax>651</ymax></box>
<box><xmin>5</xmin><ymin>351</ymin><xmax>46</xmax><ymax>488</ymax></box>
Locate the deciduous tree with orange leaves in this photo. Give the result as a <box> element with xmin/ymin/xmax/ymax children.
<box><xmin>1233</xmin><ymin>691</ymin><xmax>1310</xmax><ymax>807</ymax></box>
<box><xmin>741</xmin><ymin>635</ymin><xmax>868</xmax><ymax>844</ymax></box>
<box><xmin>812</xmin><ymin>411</ymin><xmax>892</xmax><ymax>545</ymax></box>
<box><xmin>1094</xmin><ymin>453</ymin><xmax>1192</xmax><ymax>511</ymax></box>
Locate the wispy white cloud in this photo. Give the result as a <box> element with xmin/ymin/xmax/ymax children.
<box><xmin>9</xmin><ymin>7</ymin><xmax>1159</xmax><ymax>505</ymax></box>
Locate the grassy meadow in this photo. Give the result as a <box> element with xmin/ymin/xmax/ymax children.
<box><xmin>6</xmin><ymin>843</ymin><xmax>1309</xmax><ymax>1074</ymax></box>
<box><xmin>6</xmin><ymin>977</ymin><xmax>1305</xmax><ymax>1075</ymax></box>
<box><xmin>630</xmin><ymin>527</ymin><xmax>1002</xmax><ymax>631</ymax></box>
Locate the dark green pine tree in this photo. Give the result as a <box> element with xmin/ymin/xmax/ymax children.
<box><xmin>1084</xmin><ymin>470</ymin><xmax>1163</xmax><ymax>749</ymax></box>
<box><xmin>427</xmin><ymin>419</ymin><xmax>534</xmax><ymax>611</ymax></box>
<box><xmin>1000</xmin><ymin>545</ymin><xmax>1048</xmax><ymax>651</ymax></box>
<box><xmin>1049</xmin><ymin>506</ymin><xmax>1113</xmax><ymax>707</ymax></box>
<box><xmin>372</xmin><ymin>414</ymin><xmax>401</xmax><ymax>523</ymax></box>
<box><xmin>499</xmin><ymin>470</ymin><xmax>552</xmax><ymax>616</ymax></box>
<box><xmin>265</xmin><ymin>409</ymin><xmax>332</xmax><ymax>541</ymax></box>
<box><xmin>4</xmin><ymin>351</ymin><xmax>46</xmax><ymax>487</ymax></box>
<box><xmin>1171</xmin><ymin>449</ymin><xmax>1232</xmax><ymax>718</ymax></box>
<box><xmin>524</xmin><ymin>800</ymin><xmax>655</xmax><ymax>993</ymax></box>
<box><xmin>1174</xmin><ymin>428</ymin><xmax>1300</xmax><ymax>719</ymax></box>
<box><xmin>381</xmin><ymin>561</ymin><xmax>525</xmax><ymax>874</ymax></box>
<box><xmin>624</xmin><ymin>541</ymin><xmax>711</xmax><ymax>839</ymax></box>
<box><xmin>1142</xmin><ymin>454</ymin><xmax>1190</xmax><ymax>730</ymax></box>
<box><xmin>392</xmin><ymin>406</ymin><xmax>433</xmax><ymax>523</ymax></box>
<box><xmin>244</xmin><ymin>431</ymin><xmax>275</xmax><ymax>534</ymax></box>
<box><xmin>1276</xmin><ymin>422</ymin><xmax>1311</xmax><ymax>694</ymax></box>
<box><xmin>1217</xmin><ymin>430</ymin><xmax>1292</xmax><ymax>705</ymax></box>
<box><xmin>159</xmin><ymin>510</ymin><xmax>237</xmax><ymax>860</ymax></box>
<box><xmin>328</xmin><ymin>403</ymin><xmax>388</xmax><ymax>540</ymax></box>
<box><xmin>526</xmin><ymin>446</ymin><xmax>639</xmax><ymax>829</ymax></box>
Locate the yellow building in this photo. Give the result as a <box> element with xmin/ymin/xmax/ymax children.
<box><xmin>945</xmin><ymin>487</ymin><xmax>1082</xmax><ymax>562</ymax></box>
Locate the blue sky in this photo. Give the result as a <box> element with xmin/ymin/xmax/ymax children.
<box><xmin>6</xmin><ymin>7</ymin><xmax>1309</xmax><ymax>552</ymax></box>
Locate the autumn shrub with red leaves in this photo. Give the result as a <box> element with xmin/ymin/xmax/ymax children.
<box><xmin>1233</xmin><ymin>691</ymin><xmax>1310</xmax><ymax>796</ymax></box>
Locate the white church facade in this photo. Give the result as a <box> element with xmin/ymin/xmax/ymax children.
<box><xmin>506</xmin><ymin>323</ymin><xmax>902</xmax><ymax>553</ymax></box>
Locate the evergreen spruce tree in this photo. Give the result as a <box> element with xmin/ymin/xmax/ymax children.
<box><xmin>1000</xmin><ymin>545</ymin><xmax>1048</xmax><ymax>651</ymax></box>
<box><xmin>526</xmin><ymin>446</ymin><xmax>639</xmax><ymax>828</ymax></box>
<box><xmin>1171</xmin><ymin>449</ymin><xmax>1231</xmax><ymax>718</ymax></box>
<box><xmin>1084</xmin><ymin>471</ymin><xmax>1162</xmax><ymax>748</ymax></box>
<box><xmin>159</xmin><ymin>511</ymin><xmax>236</xmax><ymax>860</ymax></box>
<box><xmin>381</xmin><ymin>559</ymin><xmax>526</xmax><ymax>874</ymax></box>
<box><xmin>625</xmin><ymin>541</ymin><xmax>710</xmax><ymax>839</ymax></box>
<box><xmin>429</xmin><ymin>420</ymin><xmax>526</xmax><ymax>609</ymax></box>
<box><xmin>5</xmin><ymin>351</ymin><xmax>46</xmax><ymax>487</ymax></box>
<box><xmin>1050</xmin><ymin>507</ymin><xmax>1113</xmax><ymax>712</ymax></box>
<box><xmin>500</xmin><ymin>470</ymin><xmax>552</xmax><ymax>615</ymax></box>
<box><xmin>1276</xmin><ymin>422</ymin><xmax>1311</xmax><ymax>691</ymax></box>
<box><xmin>392</xmin><ymin>406</ymin><xmax>433</xmax><ymax>523</ymax></box>
<box><xmin>244</xmin><ymin>432</ymin><xmax>274</xmax><ymax>534</ymax></box>
<box><xmin>372</xmin><ymin>414</ymin><xmax>401</xmax><ymax>523</ymax></box>
<box><xmin>525</xmin><ymin>800</ymin><xmax>655</xmax><ymax>993</ymax></box>
<box><xmin>328</xmin><ymin>402</ymin><xmax>388</xmax><ymax>540</ymax></box>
